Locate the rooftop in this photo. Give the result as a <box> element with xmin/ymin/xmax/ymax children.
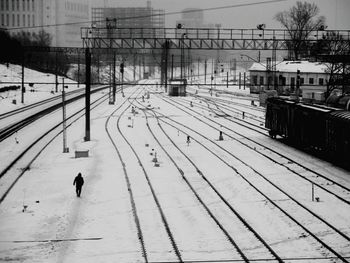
<box><xmin>249</xmin><ymin>61</ymin><xmax>329</xmax><ymax>74</ymax></box>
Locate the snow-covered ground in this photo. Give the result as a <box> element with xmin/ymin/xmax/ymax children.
<box><xmin>0</xmin><ymin>65</ymin><xmax>349</xmax><ymax>262</ymax></box>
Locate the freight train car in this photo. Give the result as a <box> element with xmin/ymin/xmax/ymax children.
<box><xmin>265</xmin><ymin>97</ymin><xmax>350</xmax><ymax>168</ymax></box>
<box><xmin>325</xmin><ymin>111</ymin><xmax>350</xmax><ymax>165</ymax></box>
<box><xmin>265</xmin><ymin>98</ymin><xmax>296</xmax><ymax>139</ymax></box>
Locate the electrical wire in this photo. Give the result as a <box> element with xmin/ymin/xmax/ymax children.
<box><xmin>5</xmin><ymin>0</ymin><xmax>286</xmax><ymax>31</ymax></box>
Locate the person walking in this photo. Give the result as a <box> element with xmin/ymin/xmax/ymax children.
<box><xmin>186</xmin><ymin>135</ymin><xmax>191</xmax><ymax>146</ymax></box>
<box><xmin>73</xmin><ymin>173</ymin><xmax>84</xmax><ymax>197</ymax></box>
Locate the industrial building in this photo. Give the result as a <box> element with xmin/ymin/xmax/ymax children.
<box><xmin>91</xmin><ymin>1</ymin><xmax>165</xmax><ymax>30</ymax></box>
<box><xmin>0</xmin><ymin>0</ymin><xmax>89</xmax><ymax>47</ymax></box>
<box><xmin>249</xmin><ymin>61</ymin><xmax>330</xmax><ymax>102</ymax></box>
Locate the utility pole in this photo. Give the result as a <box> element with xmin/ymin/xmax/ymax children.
<box><xmin>243</xmin><ymin>72</ymin><xmax>246</xmax><ymax>89</ymax></box>
<box><xmin>108</xmin><ymin>57</ymin><xmax>112</xmax><ymax>103</ymax></box>
<box><xmin>204</xmin><ymin>59</ymin><xmax>207</xmax><ymax>84</ymax></box>
<box><xmin>239</xmin><ymin>72</ymin><xmax>241</xmax><ymax>89</ymax></box>
<box><xmin>133</xmin><ymin>53</ymin><xmax>136</xmax><ymax>81</ymax></box>
<box><xmin>85</xmin><ymin>47</ymin><xmax>91</xmax><ymax>141</ymax></box>
<box><xmin>21</xmin><ymin>59</ymin><xmax>24</xmax><ymax>104</ymax></box>
<box><xmin>164</xmin><ymin>40</ymin><xmax>169</xmax><ymax>93</ymax></box>
<box><xmin>112</xmin><ymin>52</ymin><xmax>116</xmax><ymax>103</ymax></box>
<box><xmin>197</xmin><ymin>59</ymin><xmax>200</xmax><ymax>79</ymax></box>
<box><xmin>62</xmin><ymin>78</ymin><xmax>68</xmax><ymax>153</ymax></box>
<box><xmin>296</xmin><ymin>69</ymin><xmax>300</xmax><ymax>101</ymax></box>
<box><xmin>77</xmin><ymin>51</ymin><xmax>80</xmax><ymax>88</ymax></box>
<box><xmin>171</xmin><ymin>54</ymin><xmax>174</xmax><ymax>79</ymax></box>
<box><xmin>55</xmin><ymin>52</ymin><xmax>58</xmax><ymax>93</ymax></box>
<box><xmin>120</xmin><ymin>61</ymin><xmax>124</xmax><ymax>97</ymax></box>
<box><xmin>227</xmin><ymin>71</ymin><xmax>229</xmax><ymax>88</ymax></box>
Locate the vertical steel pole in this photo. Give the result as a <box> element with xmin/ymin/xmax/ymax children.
<box><xmin>204</xmin><ymin>59</ymin><xmax>207</xmax><ymax>85</ymax></box>
<box><xmin>55</xmin><ymin>52</ymin><xmax>58</xmax><ymax>93</ymax></box>
<box><xmin>112</xmin><ymin>52</ymin><xmax>116</xmax><ymax>103</ymax></box>
<box><xmin>180</xmin><ymin>38</ymin><xmax>183</xmax><ymax>79</ymax></box>
<box><xmin>171</xmin><ymin>54</ymin><xmax>174</xmax><ymax>79</ymax></box>
<box><xmin>164</xmin><ymin>40</ymin><xmax>168</xmax><ymax>93</ymax></box>
<box><xmin>239</xmin><ymin>72</ymin><xmax>241</xmax><ymax>89</ymax></box>
<box><xmin>85</xmin><ymin>47</ymin><xmax>91</xmax><ymax>141</ymax></box>
<box><xmin>77</xmin><ymin>51</ymin><xmax>80</xmax><ymax>88</ymax></box>
<box><xmin>243</xmin><ymin>72</ymin><xmax>246</xmax><ymax>89</ymax></box>
<box><xmin>227</xmin><ymin>72</ymin><xmax>229</xmax><ymax>88</ymax></box>
<box><xmin>62</xmin><ymin>78</ymin><xmax>68</xmax><ymax>153</ymax></box>
<box><xmin>21</xmin><ymin>59</ymin><xmax>24</xmax><ymax>103</ymax></box>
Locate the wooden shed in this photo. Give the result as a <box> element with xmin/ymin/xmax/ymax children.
<box><xmin>168</xmin><ymin>79</ymin><xmax>187</xmax><ymax>96</ymax></box>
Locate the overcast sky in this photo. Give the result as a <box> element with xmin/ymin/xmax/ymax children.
<box><xmin>92</xmin><ymin>0</ymin><xmax>350</xmax><ymax>30</ymax></box>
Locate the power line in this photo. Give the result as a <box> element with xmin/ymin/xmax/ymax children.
<box><xmin>5</xmin><ymin>0</ymin><xmax>286</xmax><ymax>31</ymax></box>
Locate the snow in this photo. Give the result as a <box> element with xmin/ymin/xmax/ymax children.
<box><xmin>249</xmin><ymin>61</ymin><xmax>329</xmax><ymax>74</ymax></box>
<box><xmin>0</xmin><ymin>65</ymin><xmax>350</xmax><ymax>262</ymax></box>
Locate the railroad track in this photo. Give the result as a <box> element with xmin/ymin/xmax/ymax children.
<box><xmin>105</xmin><ymin>86</ymin><xmax>182</xmax><ymax>262</ymax></box>
<box><xmin>186</xmin><ymin>96</ymin><xmax>268</xmax><ymax>133</ymax></box>
<box><xmin>0</xmin><ymin>85</ymin><xmax>110</xmax><ymax>142</ymax></box>
<box><xmin>146</xmin><ymin>91</ymin><xmax>350</xmax><ymax>262</ymax></box>
<box><xmin>0</xmin><ymin>90</ymin><xmax>112</xmax><ymax>203</ymax></box>
<box><xmin>158</xmin><ymin>94</ymin><xmax>350</xmax><ymax>206</ymax></box>
<box><xmin>133</xmin><ymin>99</ymin><xmax>283</xmax><ymax>262</ymax></box>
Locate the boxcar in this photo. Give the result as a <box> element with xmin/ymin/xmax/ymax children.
<box><xmin>326</xmin><ymin>111</ymin><xmax>350</xmax><ymax>166</ymax></box>
<box><xmin>265</xmin><ymin>97</ymin><xmax>296</xmax><ymax>139</ymax></box>
<box><xmin>293</xmin><ymin>104</ymin><xmax>334</xmax><ymax>151</ymax></box>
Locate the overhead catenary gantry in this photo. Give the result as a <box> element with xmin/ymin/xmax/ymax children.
<box><xmin>81</xmin><ymin>27</ymin><xmax>350</xmax><ymax>50</ymax></box>
<box><xmin>78</xmin><ymin>27</ymin><xmax>350</xmax><ymax>142</ymax></box>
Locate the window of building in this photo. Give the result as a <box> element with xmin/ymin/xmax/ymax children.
<box><xmin>252</xmin><ymin>75</ymin><xmax>258</xmax><ymax>85</ymax></box>
<box><xmin>1</xmin><ymin>14</ymin><xmax>4</xmax><ymax>26</ymax></box>
<box><xmin>5</xmin><ymin>0</ymin><xmax>9</xmax><ymax>10</ymax></box>
<box><xmin>23</xmin><ymin>14</ymin><xmax>25</xmax><ymax>26</ymax></box>
<box><xmin>17</xmin><ymin>14</ymin><xmax>20</xmax><ymax>26</ymax></box>
<box><xmin>319</xmin><ymin>78</ymin><xmax>324</xmax><ymax>85</ymax></box>
<box><xmin>0</xmin><ymin>0</ymin><xmax>3</xmax><ymax>11</ymax></box>
<box><xmin>22</xmin><ymin>0</ymin><xmax>25</xmax><ymax>11</ymax></box>
<box><xmin>259</xmin><ymin>76</ymin><xmax>264</xmax><ymax>85</ymax></box>
<box><xmin>27</xmin><ymin>14</ymin><xmax>30</xmax><ymax>26</ymax></box>
<box><xmin>32</xmin><ymin>0</ymin><xmax>34</xmax><ymax>11</ymax></box>
<box><xmin>6</xmin><ymin>13</ymin><xmax>9</xmax><ymax>26</ymax></box>
<box><xmin>12</xmin><ymin>14</ymin><xmax>15</xmax><ymax>26</ymax></box>
<box><xmin>32</xmin><ymin>14</ymin><xmax>34</xmax><ymax>26</ymax></box>
<box><xmin>12</xmin><ymin>0</ymin><xmax>15</xmax><ymax>11</ymax></box>
<box><xmin>291</xmin><ymin>77</ymin><xmax>295</xmax><ymax>85</ymax></box>
<box><xmin>16</xmin><ymin>0</ymin><xmax>19</xmax><ymax>11</ymax></box>
<box><xmin>300</xmin><ymin>78</ymin><xmax>304</xmax><ymax>85</ymax></box>
<box><xmin>309</xmin><ymin>77</ymin><xmax>314</xmax><ymax>85</ymax></box>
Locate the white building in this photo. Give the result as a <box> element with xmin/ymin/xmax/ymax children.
<box><xmin>0</xmin><ymin>0</ymin><xmax>89</xmax><ymax>47</ymax></box>
<box><xmin>249</xmin><ymin>61</ymin><xmax>329</xmax><ymax>102</ymax></box>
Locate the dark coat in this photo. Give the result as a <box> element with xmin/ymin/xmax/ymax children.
<box><xmin>73</xmin><ymin>175</ymin><xmax>84</xmax><ymax>188</ymax></box>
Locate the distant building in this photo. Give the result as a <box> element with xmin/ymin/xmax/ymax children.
<box><xmin>91</xmin><ymin>1</ymin><xmax>165</xmax><ymax>30</ymax></box>
<box><xmin>249</xmin><ymin>61</ymin><xmax>330</xmax><ymax>102</ymax></box>
<box><xmin>175</xmin><ymin>8</ymin><xmax>218</xmax><ymax>39</ymax></box>
<box><xmin>0</xmin><ymin>0</ymin><xmax>89</xmax><ymax>47</ymax></box>
<box><xmin>176</xmin><ymin>8</ymin><xmax>204</xmax><ymax>28</ymax></box>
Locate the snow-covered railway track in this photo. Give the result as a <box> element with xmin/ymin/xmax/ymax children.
<box><xmin>0</xmin><ymin>92</ymin><xmax>110</xmax><ymax>203</ymax></box>
<box><xmin>160</xmin><ymin>94</ymin><xmax>350</xmax><ymax>206</ymax></box>
<box><xmin>134</xmin><ymin>100</ymin><xmax>283</xmax><ymax>262</ymax></box>
<box><xmin>0</xmin><ymin>85</ymin><xmax>110</xmax><ymax>142</ymax></box>
<box><xmin>183</xmin><ymin>96</ymin><xmax>268</xmax><ymax>135</ymax></box>
<box><xmin>153</xmin><ymin>94</ymin><xmax>350</xmax><ymax>262</ymax></box>
<box><xmin>105</xmin><ymin>95</ymin><xmax>182</xmax><ymax>262</ymax></box>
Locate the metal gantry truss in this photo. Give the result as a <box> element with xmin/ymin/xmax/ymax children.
<box><xmin>81</xmin><ymin>27</ymin><xmax>350</xmax><ymax>50</ymax></box>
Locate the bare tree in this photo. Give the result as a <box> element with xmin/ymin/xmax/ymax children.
<box><xmin>32</xmin><ymin>30</ymin><xmax>52</xmax><ymax>46</ymax></box>
<box><xmin>312</xmin><ymin>32</ymin><xmax>350</xmax><ymax>96</ymax></box>
<box><xmin>275</xmin><ymin>1</ymin><xmax>326</xmax><ymax>60</ymax></box>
